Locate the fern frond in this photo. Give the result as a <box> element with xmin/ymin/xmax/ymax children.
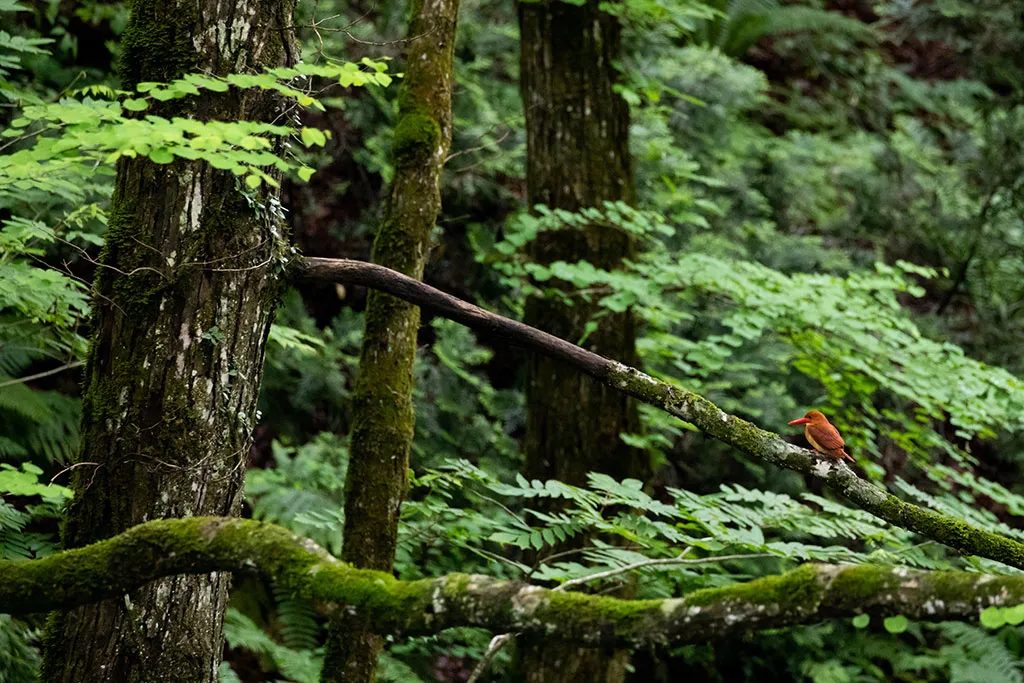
<box><xmin>272</xmin><ymin>582</ymin><xmax>320</xmax><ymax>652</ymax></box>
<box><xmin>941</xmin><ymin>622</ymin><xmax>1023</xmax><ymax>683</ymax></box>
<box><xmin>0</xmin><ymin>614</ymin><xmax>42</xmax><ymax>683</ymax></box>
<box><xmin>223</xmin><ymin>608</ymin><xmax>322</xmax><ymax>683</ymax></box>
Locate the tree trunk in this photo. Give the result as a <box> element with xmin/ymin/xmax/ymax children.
<box><xmin>517</xmin><ymin>0</ymin><xmax>644</xmax><ymax>679</ymax></box>
<box><xmin>40</xmin><ymin>1</ymin><xmax>296</xmax><ymax>681</ymax></box>
<box><xmin>325</xmin><ymin>0</ymin><xmax>459</xmax><ymax>680</ymax></box>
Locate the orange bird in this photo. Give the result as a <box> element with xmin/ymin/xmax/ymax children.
<box><xmin>788</xmin><ymin>410</ymin><xmax>854</xmax><ymax>462</ymax></box>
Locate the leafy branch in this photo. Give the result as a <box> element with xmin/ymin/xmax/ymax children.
<box><xmin>0</xmin><ymin>59</ymin><xmax>394</xmax><ymax>194</ymax></box>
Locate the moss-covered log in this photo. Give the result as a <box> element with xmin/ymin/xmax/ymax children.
<box><xmin>43</xmin><ymin>0</ymin><xmax>297</xmax><ymax>680</ymax></box>
<box><xmin>296</xmin><ymin>258</ymin><xmax>1024</xmax><ymax>571</ymax></box>
<box><xmin>334</xmin><ymin>0</ymin><xmax>459</xmax><ymax>679</ymax></box>
<box><xmin>3</xmin><ymin>517</ymin><xmax>1024</xmax><ymax>646</ymax></box>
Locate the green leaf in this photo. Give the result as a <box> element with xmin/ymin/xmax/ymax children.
<box><xmin>883</xmin><ymin>615</ymin><xmax>908</xmax><ymax>634</ymax></box>
<box><xmin>245</xmin><ymin>174</ymin><xmax>262</xmax><ymax>189</ymax></box>
<box><xmin>297</xmin><ymin>166</ymin><xmax>315</xmax><ymax>182</ymax></box>
<box><xmin>980</xmin><ymin>606</ymin><xmax>1006</xmax><ymax>629</ymax></box>
<box><xmin>122</xmin><ymin>98</ymin><xmax>149</xmax><ymax>112</ymax></box>
<box><xmin>300</xmin><ymin>127</ymin><xmax>327</xmax><ymax>147</ymax></box>
<box><xmin>851</xmin><ymin>614</ymin><xmax>870</xmax><ymax>629</ymax></box>
<box><xmin>1003</xmin><ymin>604</ymin><xmax>1024</xmax><ymax>625</ymax></box>
<box><xmin>148</xmin><ymin>148</ymin><xmax>174</xmax><ymax>164</ymax></box>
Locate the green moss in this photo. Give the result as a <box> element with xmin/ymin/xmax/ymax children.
<box><xmin>606</xmin><ymin>367</ymin><xmax>777</xmax><ymax>458</ymax></box>
<box><xmin>118</xmin><ymin>0</ymin><xmax>200</xmax><ymax>86</ymax></box>
<box><xmin>541</xmin><ymin>591</ymin><xmax>663</xmax><ymax>643</ymax></box>
<box><xmin>306</xmin><ymin>563</ymin><xmax>436</xmax><ymax>630</ymax></box>
<box><xmin>865</xmin><ymin>492</ymin><xmax>1024</xmax><ymax>570</ymax></box>
<box><xmin>824</xmin><ymin>566</ymin><xmax>901</xmax><ymax>611</ymax></box>
<box><xmin>371</xmin><ymin>218</ymin><xmax>431</xmax><ymax>274</ymax></box>
<box><xmin>685</xmin><ymin>564</ymin><xmax>825</xmax><ymax>611</ymax></box>
<box><xmin>391</xmin><ymin>111</ymin><xmax>441</xmax><ymax>168</ymax></box>
<box><xmin>440</xmin><ymin>573</ymin><xmax>473</xmax><ymax>599</ymax></box>
<box><xmin>96</xmin><ymin>172</ymin><xmax>168</xmax><ymax>319</ymax></box>
<box><xmin>923</xmin><ymin>571</ymin><xmax>994</xmax><ymax>602</ymax></box>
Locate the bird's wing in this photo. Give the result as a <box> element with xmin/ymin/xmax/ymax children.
<box><xmin>808</xmin><ymin>422</ymin><xmax>845</xmax><ymax>451</ymax></box>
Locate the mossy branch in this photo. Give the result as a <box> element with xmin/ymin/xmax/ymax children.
<box><xmin>3</xmin><ymin>517</ymin><xmax>1024</xmax><ymax>644</ymax></box>
<box><xmin>296</xmin><ymin>257</ymin><xmax>1024</xmax><ymax>571</ymax></box>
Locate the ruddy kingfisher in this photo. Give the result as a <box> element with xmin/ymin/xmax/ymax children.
<box><xmin>788</xmin><ymin>410</ymin><xmax>854</xmax><ymax>462</ymax></box>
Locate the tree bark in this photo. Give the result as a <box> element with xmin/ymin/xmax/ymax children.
<box><xmin>328</xmin><ymin>0</ymin><xmax>459</xmax><ymax>680</ymax></box>
<box><xmin>40</xmin><ymin>1</ymin><xmax>297</xmax><ymax>681</ymax></box>
<box><xmin>517</xmin><ymin>0</ymin><xmax>643</xmax><ymax>678</ymax></box>
<box><xmin>7</xmin><ymin>517</ymin><xmax>1024</xmax><ymax>647</ymax></box>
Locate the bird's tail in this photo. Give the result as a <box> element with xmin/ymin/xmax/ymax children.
<box><xmin>839</xmin><ymin>450</ymin><xmax>854</xmax><ymax>463</ymax></box>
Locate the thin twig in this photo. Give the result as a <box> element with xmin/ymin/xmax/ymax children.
<box><xmin>0</xmin><ymin>361</ymin><xmax>84</xmax><ymax>389</ymax></box>
<box><xmin>466</xmin><ymin>634</ymin><xmax>511</xmax><ymax>683</ymax></box>
<box><xmin>50</xmin><ymin>461</ymin><xmax>100</xmax><ymax>485</ymax></box>
<box><xmin>935</xmin><ymin>187</ymin><xmax>999</xmax><ymax>314</ymax></box>
<box><xmin>557</xmin><ymin>552</ymin><xmax>773</xmax><ymax>591</ymax></box>
<box><xmin>445</xmin><ymin>128</ymin><xmax>512</xmax><ymax>163</ymax></box>
<box><xmin>206</xmin><ymin>255</ymin><xmax>275</xmax><ymax>272</ymax></box>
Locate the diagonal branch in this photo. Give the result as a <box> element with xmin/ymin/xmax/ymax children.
<box><xmin>2</xmin><ymin>517</ymin><xmax>1024</xmax><ymax>645</ymax></box>
<box><xmin>294</xmin><ymin>256</ymin><xmax>1024</xmax><ymax>571</ymax></box>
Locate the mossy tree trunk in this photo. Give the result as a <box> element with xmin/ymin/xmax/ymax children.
<box><xmin>517</xmin><ymin>0</ymin><xmax>645</xmax><ymax>679</ymax></box>
<box><xmin>40</xmin><ymin>1</ymin><xmax>297</xmax><ymax>681</ymax></box>
<box><xmin>325</xmin><ymin>0</ymin><xmax>459</xmax><ymax>680</ymax></box>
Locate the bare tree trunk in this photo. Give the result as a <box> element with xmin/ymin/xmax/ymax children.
<box><xmin>40</xmin><ymin>1</ymin><xmax>296</xmax><ymax>680</ymax></box>
<box><xmin>323</xmin><ymin>0</ymin><xmax>459</xmax><ymax>680</ymax></box>
<box><xmin>517</xmin><ymin>0</ymin><xmax>644</xmax><ymax>679</ymax></box>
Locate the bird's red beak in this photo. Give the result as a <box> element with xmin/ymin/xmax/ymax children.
<box><xmin>788</xmin><ymin>417</ymin><xmax>810</xmax><ymax>425</ymax></box>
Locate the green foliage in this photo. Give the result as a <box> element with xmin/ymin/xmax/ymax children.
<box><xmin>0</xmin><ymin>614</ymin><xmax>41</xmax><ymax>683</ymax></box>
<box><xmin>884</xmin><ymin>615</ymin><xmax>909</xmax><ymax>634</ymax></box>
<box><xmin>260</xmin><ymin>292</ymin><xmax>364</xmax><ymax>440</ymax></box>
<box><xmin>245</xmin><ymin>433</ymin><xmax>348</xmax><ymax>556</ymax></box>
<box><xmin>396</xmin><ymin>461</ymin><xmax>955</xmax><ymax>595</ymax></box>
<box><xmin>0</xmin><ymin>59</ymin><xmax>392</xmax><ymax>194</ymax></box>
<box><xmin>412</xmin><ymin>319</ymin><xmax>522</xmax><ymax>477</ymax></box>
<box><xmin>940</xmin><ymin>623</ymin><xmax>1024</xmax><ymax>683</ymax></box>
<box><xmin>0</xmin><ymin>462</ymin><xmax>70</xmax><ymax>564</ymax></box>
<box><xmin>691</xmin><ymin>0</ymin><xmax>876</xmax><ymax>57</ymax></box>
<box><xmin>0</xmin><ymin>383</ymin><xmax>81</xmax><ymax>464</ymax></box>
<box><xmin>0</xmin><ymin>462</ymin><xmax>69</xmax><ymax>681</ymax></box>
<box><xmin>271</xmin><ymin>582</ymin><xmax>320</xmax><ymax>652</ymax></box>
<box><xmin>222</xmin><ymin>608</ymin><xmax>322</xmax><ymax>683</ymax></box>
<box><xmin>6</xmin><ymin>0</ymin><xmax>1024</xmax><ymax>680</ymax></box>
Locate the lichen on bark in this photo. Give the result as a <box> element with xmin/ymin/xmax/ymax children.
<box><xmin>41</xmin><ymin>0</ymin><xmax>298</xmax><ymax>681</ymax></box>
